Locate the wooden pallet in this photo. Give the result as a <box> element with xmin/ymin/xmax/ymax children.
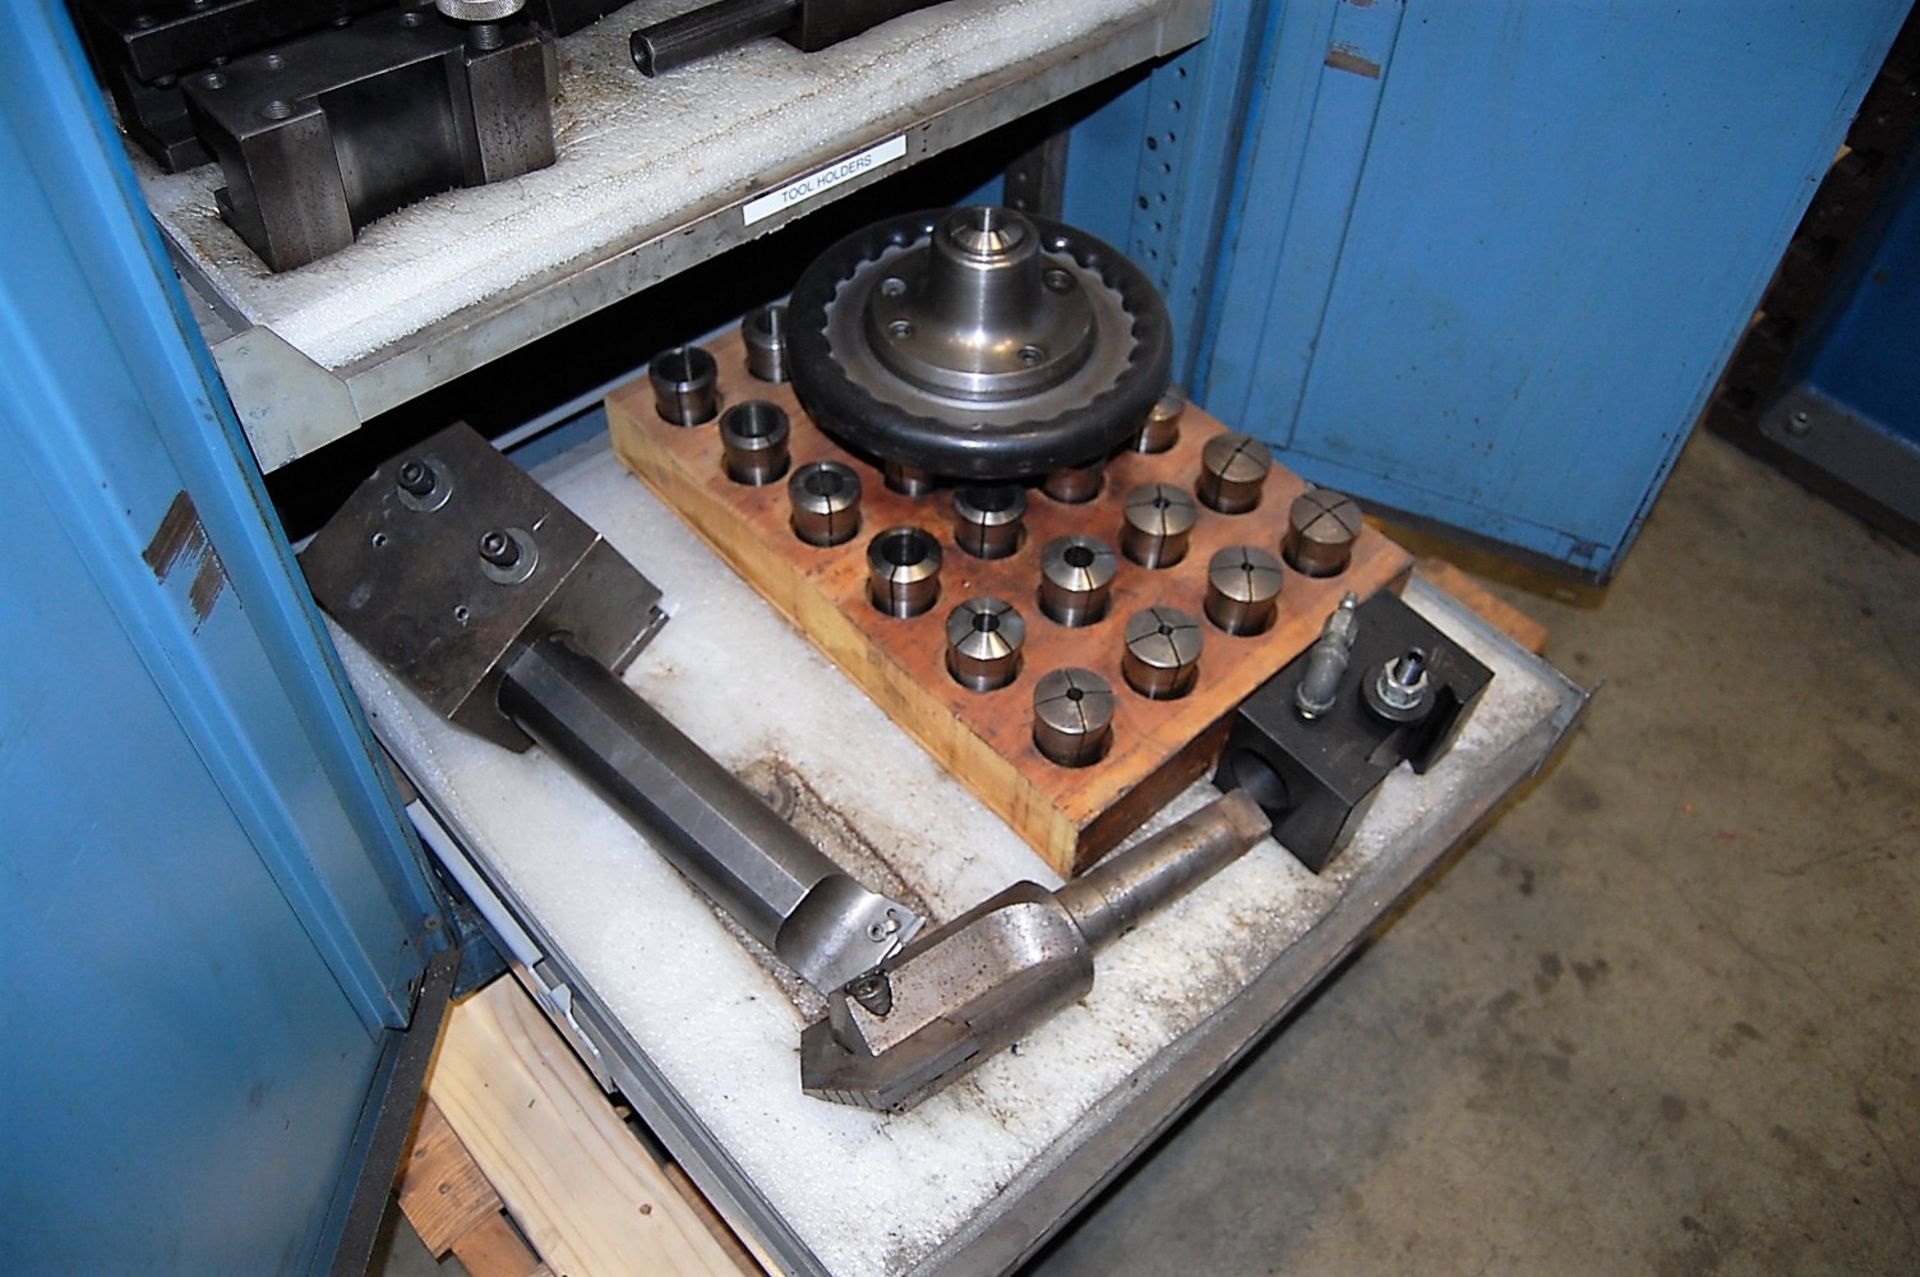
<box><xmin>398</xmin><ymin>1099</ymin><xmax>552</xmax><ymax>1277</ymax></box>
<box><xmin>608</xmin><ymin>331</ymin><xmax>1411</xmax><ymax>876</ymax></box>
<box><xmin>400</xmin><ymin>978</ymin><xmax>761</xmax><ymax>1277</ymax></box>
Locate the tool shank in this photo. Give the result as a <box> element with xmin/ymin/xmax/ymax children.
<box><xmin>499</xmin><ymin>632</ymin><xmax>916</xmax><ymax>992</ymax></box>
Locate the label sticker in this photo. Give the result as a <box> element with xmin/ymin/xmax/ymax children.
<box><xmin>743</xmin><ymin>135</ymin><xmax>908</xmax><ymax>227</ymax></box>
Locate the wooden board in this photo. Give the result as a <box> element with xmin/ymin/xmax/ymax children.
<box><xmin>399</xmin><ymin>1099</ymin><xmax>520</xmax><ymax>1260</ymax></box>
<box><xmin>608</xmin><ymin>331</ymin><xmax>1411</xmax><ymax>875</ymax></box>
<box><xmin>428</xmin><ymin>978</ymin><xmax>756</xmax><ymax>1277</ymax></box>
<box><xmin>1413</xmin><ymin>558</ymin><xmax>1550</xmax><ymax>656</ymax></box>
<box><xmin>398</xmin><ymin>1099</ymin><xmax>553</xmax><ymax>1277</ymax></box>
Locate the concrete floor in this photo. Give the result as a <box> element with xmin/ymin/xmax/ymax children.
<box><xmin>1029</xmin><ymin>430</ymin><xmax>1920</xmax><ymax>1276</ymax></box>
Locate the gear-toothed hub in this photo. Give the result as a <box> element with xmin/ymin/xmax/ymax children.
<box><xmin>787</xmin><ymin>206</ymin><xmax>1173</xmax><ymax>481</ymax></box>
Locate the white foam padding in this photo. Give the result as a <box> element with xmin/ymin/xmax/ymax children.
<box><xmin>135</xmin><ymin>0</ymin><xmax>1165</xmax><ymax>372</ymax></box>
<box><xmin>335</xmin><ymin>443</ymin><xmax>1568</xmax><ymax>1275</ymax></box>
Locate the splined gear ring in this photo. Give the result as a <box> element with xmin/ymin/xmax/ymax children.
<box><xmin>787</xmin><ymin>207</ymin><xmax>1173</xmax><ymax>481</ymax></box>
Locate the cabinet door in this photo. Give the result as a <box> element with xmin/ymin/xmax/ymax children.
<box><xmin>1759</xmin><ymin>136</ymin><xmax>1920</xmax><ymax>529</ymax></box>
<box><xmin>0</xmin><ymin>8</ymin><xmax>445</xmax><ymax>1272</ymax></box>
<box><xmin>1069</xmin><ymin>0</ymin><xmax>1910</xmax><ymax>577</ymax></box>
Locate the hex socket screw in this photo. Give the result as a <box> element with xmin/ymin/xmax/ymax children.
<box><xmin>394</xmin><ymin>456</ymin><xmax>451</xmax><ymax>511</ymax></box>
<box><xmin>1196</xmin><ymin>432</ymin><xmax>1273</xmax><ymax>514</ymax></box>
<box><xmin>743</xmin><ymin>303</ymin><xmax>790</xmax><ymax>382</ymax></box>
<box><xmin>884</xmin><ymin>458</ymin><xmax>936</xmax><ymax>497</ymax></box>
<box><xmin>478</xmin><ymin>528</ymin><xmax>519</xmax><ymax>568</ymax></box>
<box><xmin>650</xmin><ymin>345</ymin><xmax>719</xmax><ymax>425</ymax></box>
<box><xmin>866</xmin><ymin>526</ymin><xmax>943</xmax><ymax>618</ymax></box>
<box><xmin>953</xmin><ymin>484</ymin><xmax>1027</xmax><ymax>560</ymax></box>
<box><xmin>1204</xmin><ymin>545</ymin><xmax>1286</xmax><ymax>636</ymax></box>
<box><xmin>1032</xmin><ymin>667</ymin><xmax>1116</xmax><ymax>767</ymax></box>
<box><xmin>1120</xmin><ymin>483</ymin><xmax>1198</xmax><ymax>568</ymax></box>
<box><xmin>719</xmin><ymin>400</ymin><xmax>791</xmax><ymax>485</ymax></box>
<box><xmin>789</xmin><ymin>460</ymin><xmax>862</xmax><ymax>547</ymax></box>
<box><xmin>475</xmin><ymin>525</ymin><xmax>537</xmax><ymax>585</ymax></box>
<box><xmin>1133</xmin><ymin>388</ymin><xmax>1185</xmax><ymax>453</ymax></box>
<box><xmin>946</xmin><ymin>596</ymin><xmax>1026</xmax><ymax>691</ymax></box>
<box><xmin>397</xmin><ymin>459</ymin><xmax>435</xmax><ymax>497</ymax></box>
<box><xmin>1038</xmin><ymin>534</ymin><xmax>1118</xmax><ymax>627</ymax></box>
<box><xmin>1282</xmin><ymin>488</ymin><xmax>1364</xmax><ymax>577</ymax></box>
<box><xmin>1122</xmin><ymin>606</ymin><xmax>1205</xmax><ymax>700</ymax></box>
<box><xmin>1043</xmin><ymin>458</ymin><xmax>1105</xmax><ymax>504</ymax></box>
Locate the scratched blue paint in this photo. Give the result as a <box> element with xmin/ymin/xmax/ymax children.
<box><xmin>1</xmin><ymin>457</ymin><xmax>391</xmax><ymax>1274</ymax></box>
<box><xmin>1211</xmin><ymin>0</ymin><xmax>1406</xmax><ymax>452</ymax></box>
<box><xmin>0</xmin><ymin>4</ymin><xmax>445</xmax><ymax>1271</ymax></box>
<box><xmin>1071</xmin><ymin>0</ymin><xmax>1909</xmax><ymax>576</ymax></box>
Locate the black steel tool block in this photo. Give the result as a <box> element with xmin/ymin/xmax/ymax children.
<box><xmin>1215</xmin><ymin>591</ymin><xmax>1493</xmax><ymax>872</ymax></box>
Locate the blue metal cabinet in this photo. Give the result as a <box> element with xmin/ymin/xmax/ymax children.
<box><xmin>3</xmin><ymin>0</ymin><xmax>1909</xmax><ymax>1269</ymax></box>
<box><xmin>1067</xmin><ymin>0</ymin><xmax>1911</xmax><ymax>577</ymax></box>
<box><xmin>1759</xmin><ymin>134</ymin><xmax>1920</xmax><ymax>523</ymax></box>
<box><xmin>0</xmin><ymin>7</ymin><xmax>445</xmax><ymax>1272</ymax></box>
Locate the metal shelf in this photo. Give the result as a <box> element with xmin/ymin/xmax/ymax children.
<box><xmin>154</xmin><ymin>0</ymin><xmax>1209</xmax><ymax>471</ymax></box>
<box><xmin>341</xmin><ymin>434</ymin><xmax>1590</xmax><ymax>1276</ymax></box>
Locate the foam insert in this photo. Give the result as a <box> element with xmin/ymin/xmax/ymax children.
<box><xmin>136</xmin><ymin>0</ymin><xmax>1166</xmax><ymax>372</ymax></box>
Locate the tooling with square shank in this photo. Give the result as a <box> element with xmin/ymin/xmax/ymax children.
<box><xmin>301</xmin><ymin>423</ymin><xmax>924</xmax><ymax>996</ymax></box>
<box><xmin>300</xmin><ymin>422</ymin><xmax>663</xmax><ymax>751</ymax></box>
<box><xmin>182</xmin><ymin>7</ymin><xmax>555</xmax><ymax>271</ymax></box>
<box><xmin>1215</xmin><ymin>591</ymin><xmax>1494</xmax><ymax>872</ymax></box>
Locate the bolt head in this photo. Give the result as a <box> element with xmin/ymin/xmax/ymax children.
<box><xmin>397</xmin><ymin>459</ymin><xmax>435</xmax><ymax>496</ymax></box>
<box><xmin>478</xmin><ymin>529</ymin><xmax>520</xmax><ymax>567</ymax></box>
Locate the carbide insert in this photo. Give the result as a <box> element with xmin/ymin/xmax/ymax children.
<box><xmin>1196</xmin><ymin>432</ymin><xmax>1272</xmax><ymax>513</ymax></box>
<box><xmin>743</xmin><ymin>303</ymin><xmax>790</xmax><ymax>382</ymax></box>
<box><xmin>1120</xmin><ymin>482</ymin><xmax>1198</xmax><ymax>568</ymax></box>
<box><xmin>953</xmin><ymin>484</ymin><xmax>1027</xmax><ymax>560</ymax></box>
<box><xmin>1122</xmin><ymin>606</ymin><xmax>1204</xmax><ymax>699</ymax></box>
<box><xmin>945</xmin><ymin>596</ymin><xmax>1026</xmax><ymax>691</ymax></box>
<box><xmin>1204</xmin><ymin>545</ymin><xmax>1285</xmax><ymax>635</ymax></box>
<box><xmin>1032</xmin><ymin>667</ymin><xmax>1115</xmax><ymax>767</ymax></box>
<box><xmin>867</xmin><ymin>526</ymin><xmax>942</xmax><ymax>618</ymax></box>
<box><xmin>1133</xmin><ymin>388</ymin><xmax>1185</xmax><ymax>453</ymax></box>
<box><xmin>788</xmin><ymin>460</ymin><xmax>862</xmax><ymax>547</ymax></box>
<box><xmin>650</xmin><ymin>345</ymin><xmax>719</xmax><ymax>425</ymax></box>
<box><xmin>719</xmin><ymin>400</ymin><xmax>790</xmax><ymax>485</ymax></box>
<box><xmin>1282</xmin><ymin>488</ymin><xmax>1363</xmax><ymax>577</ymax></box>
<box><xmin>1038</xmin><ymin>534</ymin><xmax>1118</xmax><ymax>627</ymax></box>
